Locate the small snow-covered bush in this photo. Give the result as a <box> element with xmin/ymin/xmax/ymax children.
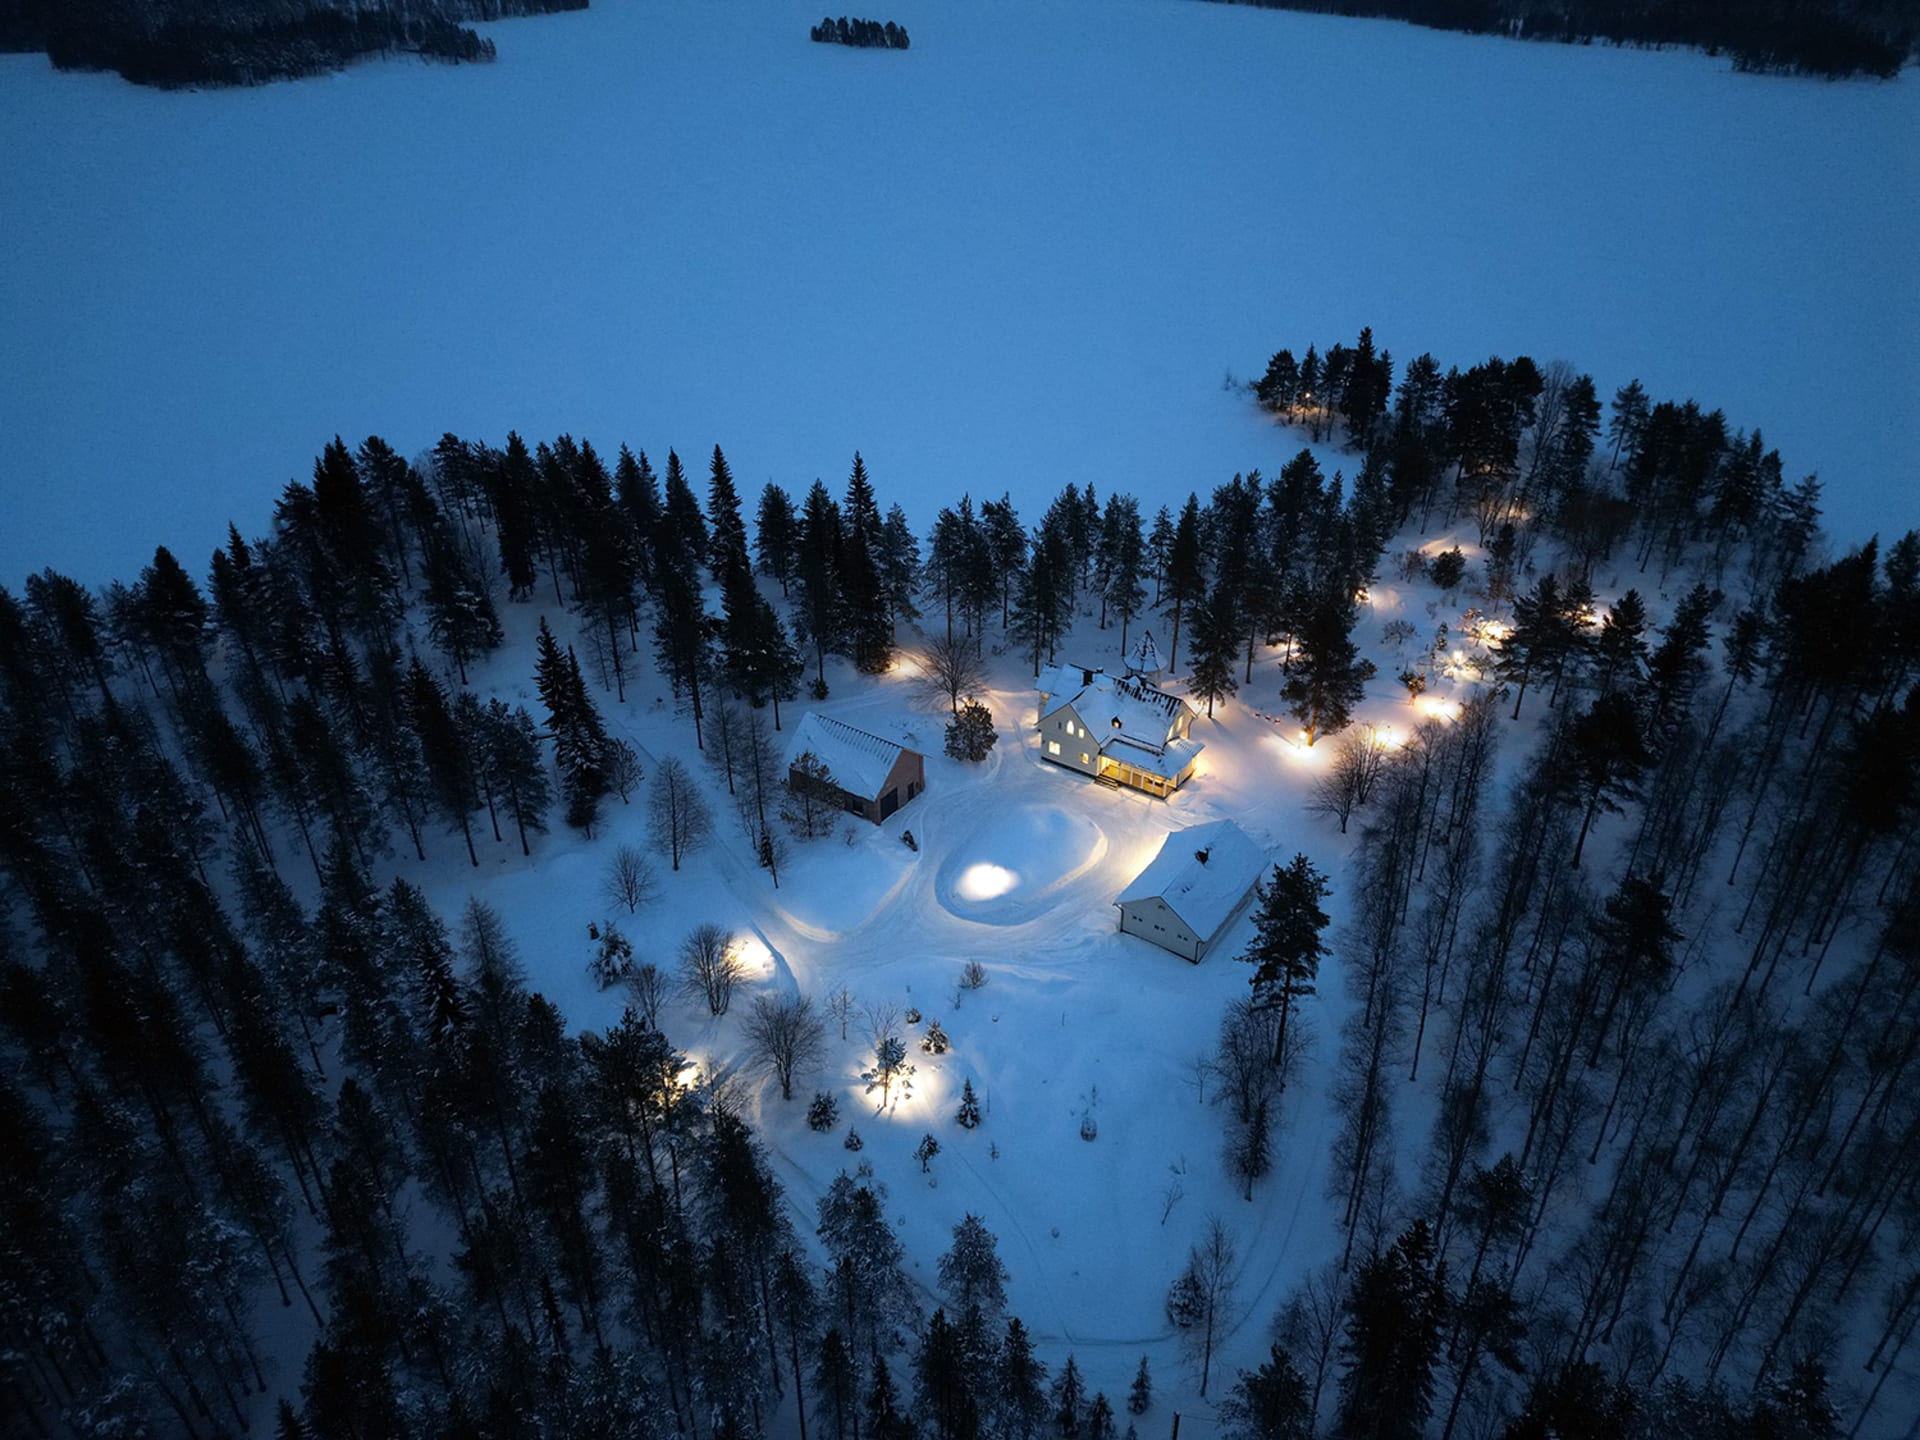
<box><xmin>921</xmin><ymin>1019</ymin><xmax>950</xmax><ymax>1054</ymax></box>
<box><xmin>807</xmin><ymin>1091</ymin><xmax>840</xmax><ymax>1132</ymax></box>
<box><xmin>588</xmin><ymin>922</ymin><xmax>635</xmax><ymax>989</ymax></box>
<box><xmin>959</xmin><ymin>959</ymin><xmax>988</xmax><ymax>992</ymax></box>
<box><xmin>843</xmin><ymin>1126</ymin><xmax>864</xmax><ymax>1152</ymax></box>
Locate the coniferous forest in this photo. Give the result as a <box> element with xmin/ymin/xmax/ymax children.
<box><xmin>1202</xmin><ymin>0</ymin><xmax>1912</xmax><ymax>78</ymax></box>
<box><xmin>0</xmin><ymin>0</ymin><xmax>586</xmax><ymax>87</ymax></box>
<box><xmin>2</xmin><ymin>321</ymin><xmax>1917</xmax><ymax>1440</ymax></box>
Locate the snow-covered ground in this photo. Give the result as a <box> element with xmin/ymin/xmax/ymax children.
<box><xmin>362</xmin><ymin>541</ymin><xmax>1481</xmax><ymax>1418</ymax></box>
<box><xmin>2</xmin><ymin>0</ymin><xmax>1916</xmax><ymax>591</ymax></box>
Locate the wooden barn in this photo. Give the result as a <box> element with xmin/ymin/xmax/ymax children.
<box><xmin>784</xmin><ymin>712</ymin><xmax>926</xmax><ymax>824</ymax></box>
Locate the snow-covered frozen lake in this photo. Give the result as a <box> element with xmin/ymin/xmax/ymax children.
<box><xmin>1</xmin><ymin>0</ymin><xmax>1916</xmax><ymax>587</ymax></box>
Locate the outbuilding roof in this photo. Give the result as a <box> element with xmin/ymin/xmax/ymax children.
<box><xmin>784</xmin><ymin>713</ymin><xmax>917</xmax><ymax>800</ymax></box>
<box><xmin>1116</xmin><ymin>819</ymin><xmax>1269</xmax><ymax>943</ymax></box>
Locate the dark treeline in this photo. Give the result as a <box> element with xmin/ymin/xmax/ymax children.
<box><xmin>1203</xmin><ymin>0</ymin><xmax>1910</xmax><ymax>78</ymax></box>
<box><xmin>1</xmin><ymin>307</ymin><xmax>1916</xmax><ymax>1433</ymax></box>
<box><xmin>809</xmin><ymin>16</ymin><xmax>912</xmax><ymax>50</ymax></box>
<box><xmin>1219</xmin><ymin>328</ymin><xmax>1920</xmax><ymax>1434</ymax></box>
<box><xmin>0</xmin><ymin>0</ymin><xmax>585</xmax><ymax>88</ymax></box>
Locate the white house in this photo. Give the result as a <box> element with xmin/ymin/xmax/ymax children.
<box><xmin>784</xmin><ymin>713</ymin><xmax>926</xmax><ymax>824</ymax></box>
<box><xmin>1114</xmin><ymin>819</ymin><xmax>1269</xmax><ymax>962</ymax></box>
<box><xmin>1035</xmin><ymin>664</ymin><xmax>1203</xmax><ymax>799</ymax></box>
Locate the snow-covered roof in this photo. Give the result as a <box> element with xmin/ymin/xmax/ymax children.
<box><xmin>1038</xmin><ymin>669</ymin><xmax>1193</xmax><ymax>754</ymax></box>
<box><xmin>1124</xmin><ymin>629</ymin><xmax>1163</xmax><ymax>678</ymax></box>
<box><xmin>784</xmin><ymin>713</ymin><xmax>917</xmax><ymax>799</ymax></box>
<box><xmin>1116</xmin><ymin>819</ymin><xmax>1269</xmax><ymax>941</ymax></box>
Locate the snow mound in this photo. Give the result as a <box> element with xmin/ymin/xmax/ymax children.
<box><xmin>935</xmin><ymin>804</ymin><xmax>1107</xmax><ymax>924</ymax></box>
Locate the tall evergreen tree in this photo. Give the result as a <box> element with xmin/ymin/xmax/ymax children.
<box><xmin>795</xmin><ymin>480</ymin><xmax>845</xmax><ymax>690</ymax></box>
<box><xmin>756</xmin><ymin>482</ymin><xmax>800</xmax><ymax>596</ymax></box>
<box><xmin>1335</xmin><ymin>1221</ymin><xmax>1448</xmax><ymax>1440</ymax></box>
<box><xmin>1187</xmin><ymin>582</ymin><xmax>1241</xmax><ymax>718</ymax></box>
<box><xmin>1241</xmin><ymin>855</ymin><xmax>1330</xmax><ymax>1072</ymax></box>
<box><xmin>407</xmin><ymin>658</ymin><xmax>483</xmax><ymax>866</ymax></box>
<box><xmin>840</xmin><ymin>453</ymin><xmax>893</xmax><ymax>673</ymax></box>
<box><xmin>1163</xmin><ymin>495</ymin><xmax>1206</xmax><ymax>672</ymax></box>
<box><xmin>1280</xmin><ymin>591</ymin><xmax>1375</xmax><ymax>744</ymax></box>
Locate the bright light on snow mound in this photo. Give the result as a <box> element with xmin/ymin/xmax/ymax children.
<box><xmin>955</xmin><ymin>863</ymin><xmax>1020</xmax><ymax>900</ymax></box>
<box><xmin>937</xmin><ymin>804</ymin><xmax>1106</xmax><ymax>923</ymax></box>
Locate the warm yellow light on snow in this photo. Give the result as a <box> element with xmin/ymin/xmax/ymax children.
<box><xmin>1417</xmin><ymin>696</ymin><xmax>1462</xmax><ymax>722</ymax></box>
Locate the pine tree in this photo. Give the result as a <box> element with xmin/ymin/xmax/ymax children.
<box><xmin>840</xmin><ymin>453</ymin><xmax>893</xmax><ymax>673</ymax></box>
<box><xmin>1280</xmin><ymin>590</ymin><xmax>1375</xmax><ymax>744</ymax></box>
<box><xmin>1163</xmin><ymin>495</ymin><xmax>1206</xmax><ymax>671</ymax></box>
<box><xmin>945</xmin><ymin>701</ymin><xmax>997</xmax><ymax>762</ymax></box>
<box><xmin>407</xmin><ymin>657</ymin><xmax>482</xmax><ymax>866</ymax></box>
<box><xmin>1051</xmin><ymin>1353</ymin><xmax>1085</xmax><ymax>1438</ymax></box>
<box><xmin>1592</xmin><ymin>588</ymin><xmax>1649</xmax><ymax>696</ymax></box>
<box><xmin>938</xmin><ymin>1214</ymin><xmax>1008</xmax><ymax>1320</ymax></box>
<box><xmin>866</xmin><ymin>1349</ymin><xmax>913</xmax><ymax>1440</ymax></box>
<box><xmin>1557</xmin><ymin>691</ymin><xmax>1654</xmax><ymax>868</ymax></box>
<box><xmin>535</xmin><ymin>619</ymin><xmax>612</xmax><ymax>834</ymax></box>
<box><xmin>1127</xmin><ymin>1357</ymin><xmax>1151</xmax><ymax>1415</ymax></box>
<box><xmin>1010</xmin><ymin>519</ymin><xmax>1075</xmax><ymax>677</ymax></box>
<box><xmin>1219</xmin><ymin>1348</ymin><xmax>1312</xmax><ymax>1440</ymax></box>
<box><xmin>915</xmin><ymin>1307</ymin><xmax>978</xmax><ymax>1440</ymax></box>
<box><xmin>796</xmin><ymin>480</ymin><xmax>845</xmax><ymax>689</ymax></box>
<box><xmin>756</xmin><ymin>481</ymin><xmax>799</xmax><ymax>595</ymax></box>
<box><xmin>660</xmin><ymin>448</ymin><xmax>711</xmax><ymax>573</ymax></box>
<box><xmin>481</xmin><ymin>698</ymin><xmax>551</xmax><ymax>855</ymax></box>
<box><xmin>1087</xmin><ymin>1393</ymin><xmax>1115</xmax><ymax>1440</ymax></box>
<box><xmin>615</xmin><ymin>443</ymin><xmax>662</xmax><ymax>589</ymax></box>
<box><xmin>707</xmin><ymin>444</ymin><xmax>753</xmax><ymax>590</ymax></box>
<box><xmin>1188</xmin><ymin>582</ymin><xmax>1241</xmax><ymax>717</ymax></box>
<box><xmin>1335</xmin><ymin>1221</ymin><xmax>1448</xmax><ymax>1440</ymax></box>
<box><xmin>999</xmin><ymin>1317</ymin><xmax>1049</xmax><ymax>1440</ymax></box>
<box><xmin>489</xmin><ymin>431</ymin><xmax>544</xmax><ymax>599</ymax></box>
<box><xmin>421</xmin><ymin>519</ymin><xmax>502</xmax><ymax>684</ymax></box>
<box><xmin>955</xmin><ymin>1078</ymin><xmax>982</xmax><ymax>1129</ymax></box>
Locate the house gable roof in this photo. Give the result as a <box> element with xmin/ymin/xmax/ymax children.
<box><xmin>784</xmin><ymin>713</ymin><xmax>917</xmax><ymax>800</ymax></box>
<box><xmin>1116</xmin><ymin>819</ymin><xmax>1269</xmax><ymax>942</ymax></box>
<box><xmin>1037</xmin><ymin>668</ymin><xmax>1194</xmax><ymax>755</ymax></box>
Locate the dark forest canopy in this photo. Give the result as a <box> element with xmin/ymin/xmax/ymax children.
<box><xmin>1202</xmin><ymin>0</ymin><xmax>1911</xmax><ymax>77</ymax></box>
<box><xmin>0</xmin><ymin>0</ymin><xmax>586</xmax><ymax>87</ymax></box>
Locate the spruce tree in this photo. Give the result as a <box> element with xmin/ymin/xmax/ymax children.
<box><xmin>756</xmin><ymin>481</ymin><xmax>799</xmax><ymax>595</ymax></box>
<box><xmin>406</xmin><ymin>658</ymin><xmax>482</xmax><ymax>866</ymax></box>
<box><xmin>1335</xmin><ymin>1220</ymin><xmax>1448</xmax><ymax>1440</ymax></box>
<box><xmin>1279</xmin><ymin>590</ymin><xmax>1375</xmax><ymax>744</ymax></box>
<box><xmin>796</xmin><ymin>480</ymin><xmax>845</xmax><ymax>690</ymax></box>
<box><xmin>1127</xmin><ymin>1357</ymin><xmax>1151</xmax><ymax>1415</ymax></box>
<box><xmin>840</xmin><ymin>453</ymin><xmax>893</xmax><ymax>672</ymax></box>
<box><xmin>1188</xmin><ymin>582</ymin><xmax>1242</xmax><ymax>717</ymax></box>
<box><xmin>955</xmin><ymin>1078</ymin><xmax>982</xmax><ymax>1129</ymax></box>
<box><xmin>1163</xmin><ymin>495</ymin><xmax>1206</xmax><ymax>671</ymax></box>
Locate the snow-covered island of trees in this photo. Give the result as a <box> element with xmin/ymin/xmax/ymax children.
<box><xmin>4</xmin><ymin>313</ymin><xmax>1918</xmax><ymax>1440</ymax></box>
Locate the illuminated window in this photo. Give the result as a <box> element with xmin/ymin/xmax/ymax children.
<box><xmin>1047</xmin><ymin>741</ymin><xmax>1061</xmax><ymax>756</ymax></box>
<box><xmin>1064</xmin><ymin>721</ymin><xmax>1077</xmax><ymax>736</ymax></box>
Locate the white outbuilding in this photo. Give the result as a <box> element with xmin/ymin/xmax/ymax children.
<box><xmin>1114</xmin><ymin>818</ymin><xmax>1269</xmax><ymax>962</ymax></box>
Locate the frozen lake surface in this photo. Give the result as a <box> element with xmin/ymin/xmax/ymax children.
<box><xmin>1</xmin><ymin>0</ymin><xmax>1915</xmax><ymax>587</ymax></box>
